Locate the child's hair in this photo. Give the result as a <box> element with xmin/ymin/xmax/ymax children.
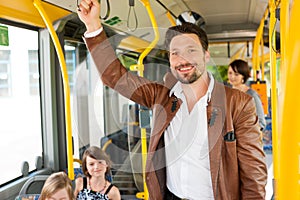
<box><xmin>82</xmin><ymin>146</ymin><xmax>112</xmax><ymax>178</ymax></box>
<box><xmin>39</xmin><ymin>172</ymin><xmax>74</xmax><ymax>200</ymax></box>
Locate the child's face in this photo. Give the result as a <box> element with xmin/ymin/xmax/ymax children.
<box><xmin>86</xmin><ymin>156</ymin><xmax>107</xmax><ymax>177</ymax></box>
<box><xmin>45</xmin><ymin>188</ymin><xmax>70</xmax><ymax>200</ymax></box>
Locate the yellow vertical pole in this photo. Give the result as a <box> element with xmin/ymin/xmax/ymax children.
<box><xmin>130</xmin><ymin>1</ymin><xmax>159</xmax><ymax>199</ymax></box>
<box><xmin>279</xmin><ymin>0</ymin><xmax>289</xmax><ymax>96</ymax></box>
<box><xmin>252</xmin><ymin>41</ymin><xmax>258</xmax><ymax>81</ymax></box>
<box><xmin>252</xmin><ymin>8</ymin><xmax>269</xmax><ymax>81</ymax></box>
<box><xmin>268</xmin><ymin>0</ymin><xmax>278</xmax><ymax>196</ymax></box>
<box><xmin>278</xmin><ymin>0</ymin><xmax>300</xmax><ymax>199</ymax></box>
<box><xmin>260</xmin><ymin>37</ymin><xmax>265</xmax><ymax>81</ymax></box>
<box><xmin>33</xmin><ymin>0</ymin><xmax>74</xmax><ymax>180</ymax></box>
<box><xmin>137</xmin><ymin>0</ymin><xmax>160</xmax><ymax>69</ymax></box>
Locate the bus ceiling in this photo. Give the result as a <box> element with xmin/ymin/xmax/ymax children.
<box><xmin>41</xmin><ymin>0</ymin><xmax>269</xmax><ymax>43</ymax></box>
<box><xmin>0</xmin><ymin>0</ymin><xmax>71</xmax><ymax>28</ymax></box>
<box><xmin>0</xmin><ymin>0</ymin><xmax>272</xmax><ymax>43</ymax></box>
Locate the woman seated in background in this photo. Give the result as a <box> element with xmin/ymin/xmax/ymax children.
<box><xmin>74</xmin><ymin>146</ymin><xmax>121</xmax><ymax>200</ymax></box>
<box><xmin>39</xmin><ymin>171</ymin><xmax>74</xmax><ymax>200</ymax></box>
<box><xmin>228</xmin><ymin>59</ymin><xmax>266</xmax><ymax>131</ymax></box>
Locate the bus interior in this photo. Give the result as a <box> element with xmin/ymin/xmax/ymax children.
<box><xmin>0</xmin><ymin>0</ymin><xmax>299</xmax><ymax>199</ymax></box>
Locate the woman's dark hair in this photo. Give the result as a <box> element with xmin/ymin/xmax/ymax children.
<box><xmin>82</xmin><ymin>146</ymin><xmax>112</xmax><ymax>179</ymax></box>
<box><xmin>164</xmin><ymin>22</ymin><xmax>208</xmax><ymax>51</ymax></box>
<box><xmin>229</xmin><ymin>59</ymin><xmax>251</xmax><ymax>83</ymax></box>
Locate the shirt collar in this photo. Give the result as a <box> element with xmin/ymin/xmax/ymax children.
<box><xmin>169</xmin><ymin>72</ymin><xmax>215</xmax><ymax>103</ymax></box>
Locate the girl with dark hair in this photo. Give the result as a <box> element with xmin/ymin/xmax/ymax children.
<box><xmin>74</xmin><ymin>146</ymin><xmax>120</xmax><ymax>200</ymax></box>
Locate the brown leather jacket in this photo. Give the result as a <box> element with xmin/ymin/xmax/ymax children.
<box><xmin>84</xmin><ymin>31</ymin><xmax>267</xmax><ymax>200</ymax></box>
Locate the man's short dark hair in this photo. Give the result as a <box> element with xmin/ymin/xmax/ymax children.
<box><xmin>164</xmin><ymin>22</ymin><xmax>209</xmax><ymax>51</ymax></box>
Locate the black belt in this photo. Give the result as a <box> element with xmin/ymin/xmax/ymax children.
<box><xmin>165</xmin><ymin>189</ymin><xmax>187</xmax><ymax>200</ymax></box>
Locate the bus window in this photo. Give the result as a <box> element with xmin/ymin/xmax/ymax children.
<box><xmin>0</xmin><ymin>24</ymin><xmax>42</xmax><ymax>185</ymax></box>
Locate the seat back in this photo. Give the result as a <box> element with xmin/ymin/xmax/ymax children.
<box><xmin>18</xmin><ymin>175</ymin><xmax>49</xmax><ymax>195</ymax></box>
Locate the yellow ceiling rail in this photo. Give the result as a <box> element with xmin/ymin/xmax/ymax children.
<box><xmin>278</xmin><ymin>0</ymin><xmax>300</xmax><ymax>199</ymax></box>
<box><xmin>33</xmin><ymin>0</ymin><xmax>74</xmax><ymax>180</ymax></box>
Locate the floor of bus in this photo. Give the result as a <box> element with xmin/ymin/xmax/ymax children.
<box><xmin>265</xmin><ymin>149</ymin><xmax>274</xmax><ymax>200</ymax></box>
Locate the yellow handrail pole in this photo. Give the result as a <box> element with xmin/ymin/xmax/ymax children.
<box><xmin>137</xmin><ymin>0</ymin><xmax>160</xmax><ymax>70</ymax></box>
<box><xmin>230</xmin><ymin>44</ymin><xmax>246</xmax><ymax>63</ymax></box>
<box><xmin>241</xmin><ymin>43</ymin><xmax>247</xmax><ymax>60</ymax></box>
<box><xmin>73</xmin><ymin>158</ymin><xmax>82</xmax><ymax>165</ymax></box>
<box><xmin>268</xmin><ymin>0</ymin><xmax>279</xmax><ymax>194</ymax></box>
<box><xmin>279</xmin><ymin>0</ymin><xmax>289</xmax><ymax>96</ymax></box>
<box><xmin>129</xmin><ymin>1</ymin><xmax>159</xmax><ymax>199</ymax></box>
<box><xmin>33</xmin><ymin>0</ymin><xmax>74</xmax><ymax>180</ymax></box>
<box><xmin>102</xmin><ymin>139</ymin><xmax>112</xmax><ymax>151</ymax></box>
<box><xmin>252</xmin><ymin>40</ymin><xmax>258</xmax><ymax>80</ymax></box>
<box><xmin>252</xmin><ymin>7</ymin><xmax>269</xmax><ymax>81</ymax></box>
<box><xmin>278</xmin><ymin>1</ymin><xmax>300</xmax><ymax>199</ymax></box>
<box><xmin>166</xmin><ymin>11</ymin><xmax>176</xmax><ymax>26</ymax></box>
<box><xmin>260</xmin><ymin>37</ymin><xmax>265</xmax><ymax>81</ymax></box>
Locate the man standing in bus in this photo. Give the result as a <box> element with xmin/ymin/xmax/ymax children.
<box><xmin>77</xmin><ymin>0</ymin><xmax>267</xmax><ymax>199</ymax></box>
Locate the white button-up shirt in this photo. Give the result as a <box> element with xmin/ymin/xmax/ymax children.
<box><xmin>164</xmin><ymin>73</ymin><xmax>215</xmax><ymax>200</ymax></box>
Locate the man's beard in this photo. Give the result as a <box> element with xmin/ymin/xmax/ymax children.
<box><xmin>173</xmin><ymin>63</ymin><xmax>203</xmax><ymax>84</ymax></box>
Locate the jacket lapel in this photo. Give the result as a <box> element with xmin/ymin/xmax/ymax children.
<box><xmin>148</xmin><ymin>95</ymin><xmax>182</xmax><ymax>153</ymax></box>
<box><xmin>207</xmin><ymin>82</ymin><xmax>227</xmax><ymax>198</ymax></box>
